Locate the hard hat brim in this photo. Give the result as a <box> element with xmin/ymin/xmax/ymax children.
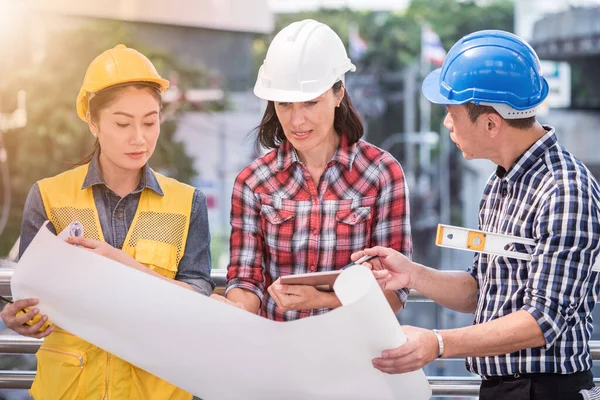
<box><xmin>88</xmin><ymin>77</ymin><xmax>170</xmax><ymax>96</ymax></box>
<box><xmin>422</xmin><ymin>69</ymin><xmax>462</xmax><ymax>106</ymax></box>
<box><xmin>254</xmin><ymin>84</ymin><xmax>333</xmax><ymax>103</ymax></box>
<box><xmin>76</xmin><ymin>78</ymin><xmax>170</xmax><ymax>122</ymax></box>
<box><xmin>422</xmin><ymin>66</ymin><xmax>551</xmax><ymax>111</ymax></box>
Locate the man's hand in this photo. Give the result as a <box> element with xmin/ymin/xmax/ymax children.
<box><xmin>267</xmin><ymin>278</ymin><xmax>340</xmax><ymax>311</ymax></box>
<box><xmin>0</xmin><ymin>298</ymin><xmax>54</xmax><ymax>339</ymax></box>
<box><xmin>372</xmin><ymin>325</ymin><xmax>439</xmax><ymax>374</ymax></box>
<box><xmin>351</xmin><ymin>246</ymin><xmax>418</xmax><ymax>291</ymax></box>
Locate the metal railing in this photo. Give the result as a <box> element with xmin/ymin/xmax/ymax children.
<box><xmin>0</xmin><ymin>267</ymin><xmax>599</xmax><ymax>396</ymax></box>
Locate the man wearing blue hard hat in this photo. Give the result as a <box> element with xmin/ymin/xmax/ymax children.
<box><xmin>352</xmin><ymin>30</ymin><xmax>600</xmax><ymax>399</ymax></box>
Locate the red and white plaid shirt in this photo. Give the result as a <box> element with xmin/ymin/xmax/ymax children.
<box><xmin>226</xmin><ymin>136</ymin><xmax>412</xmax><ymax>321</ymax></box>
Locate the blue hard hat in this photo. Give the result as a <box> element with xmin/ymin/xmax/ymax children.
<box><xmin>422</xmin><ymin>30</ymin><xmax>549</xmax><ymax>112</ymax></box>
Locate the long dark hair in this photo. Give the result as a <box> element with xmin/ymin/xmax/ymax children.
<box><xmin>77</xmin><ymin>83</ymin><xmax>162</xmax><ymax>165</ymax></box>
<box><xmin>255</xmin><ymin>81</ymin><xmax>364</xmax><ymax>149</ymax></box>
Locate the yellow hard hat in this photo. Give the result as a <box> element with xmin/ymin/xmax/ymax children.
<box><xmin>76</xmin><ymin>44</ymin><xmax>170</xmax><ymax>121</ymax></box>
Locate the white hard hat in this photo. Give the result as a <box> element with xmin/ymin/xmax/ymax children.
<box><xmin>254</xmin><ymin>19</ymin><xmax>356</xmax><ymax>103</ymax></box>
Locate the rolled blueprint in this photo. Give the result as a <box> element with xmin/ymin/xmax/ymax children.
<box><xmin>12</xmin><ymin>223</ymin><xmax>431</xmax><ymax>400</ymax></box>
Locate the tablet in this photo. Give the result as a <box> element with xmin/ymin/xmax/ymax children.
<box><xmin>279</xmin><ymin>256</ymin><xmax>377</xmax><ymax>291</ymax></box>
<box><xmin>279</xmin><ymin>270</ymin><xmax>341</xmax><ymax>292</ymax></box>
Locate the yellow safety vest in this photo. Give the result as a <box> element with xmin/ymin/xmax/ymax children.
<box><xmin>31</xmin><ymin>163</ymin><xmax>195</xmax><ymax>400</ymax></box>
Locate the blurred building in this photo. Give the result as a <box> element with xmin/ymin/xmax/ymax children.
<box><xmin>3</xmin><ymin>0</ymin><xmax>272</xmax><ymax>90</ymax></box>
<box><xmin>528</xmin><ymin>4</ymin><xmax>600</xmax><ymax>173</ymax></box>
<box><xmin>515</xmin><ymin>0</ymin><xmax>600</xmax><ymax>41</ymax></box>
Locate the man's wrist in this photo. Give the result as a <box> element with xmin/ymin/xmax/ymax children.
<box><xmin>408</xmin><ymin>261</ymin><xmax>424</xmax><ymax>290</ymax></box>
<box><xmin>432</xmin><ymin>329</ymin><xmax>445</xmax><ymax>358</ymax></box>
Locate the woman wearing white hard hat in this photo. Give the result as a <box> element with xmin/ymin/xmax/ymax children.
<box><xmin>224</xmin><ymin>20</ymin><xmax>412</xmax><ymax>321</ymax></box>
<box><xmin>1</xmin><ymin>45</ymin><xmax>214</xmax><ymax>399</ymax></box>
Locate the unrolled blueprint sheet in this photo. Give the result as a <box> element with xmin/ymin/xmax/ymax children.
<box><xmin>12</xmin><ymin>223</ymin><xmax>431</xmax><ymax>400</ymax></box>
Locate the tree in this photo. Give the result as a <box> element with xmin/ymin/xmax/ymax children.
<box><xmin>255</xmin><ymin>0</ymin><xmax>514</xmax><ymax>144</ymax></box>
<box><xmin>0</xmin><ymin>20</ymin><xmax>215</xmax><ymax>255</ymax></box>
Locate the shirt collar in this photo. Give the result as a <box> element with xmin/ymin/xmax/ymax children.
<box><xmin>497</xmin><ymin>126</ymin><xmax>557</xmax><ymax>183</ymax></box>
<box><xmin>276</xmin><ymin>134</ymin><xmax>359</xmax><ymax>172</ymax></box>
<box><xmin>276</xmin><ymin>140</ymin><xmax>300</xmax><ymax>172</ymax></box>
<box><xmin>81</xmin><ymin>149</ymin><xmax>164</xmax><ymax>196</ymax></box>
<box><xmin>331</xmin><ymin>135</ymin><xmax>359</xmax><ymax>171</ymax></box>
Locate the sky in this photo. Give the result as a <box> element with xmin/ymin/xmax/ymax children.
<box><xmin>268</xmin><ymin>0</ymin><xmax>411</xmax><ymax>12</ymax></box>
<box><xmin>269</xmin><ymin>0</ymin><xmax>600</xmax><ymax>14</ymax></box>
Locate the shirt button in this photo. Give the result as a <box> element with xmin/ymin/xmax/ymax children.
<box><xmin>312</xmin><ymin>229</ymin><xmax>318</xmax><ymax>236</ymax></box>
<box><xmin>502</xmin><ymin>189</ymin><xmax>508</xmax><ymax>197</ymax></box>
<box><xmin>309</xmin><ymin>265</ymin><xmax>316</xmax><ymax>272</ymax></box>
<box><xmin>273</xmin><ymin>216</ymin><xmax>280</xmax><ymax>222</ymax></box>
<box><xmin>116</xmin><ymin>211</ymin><xmax>123</xmax><ymax>219</ymax></box>
<box><xmin>350</xmin><ymin>214</ymin><xmax>357</xmax><ymax>222</ymax></box>
<box><xmin>312</xmin><ymin>199</ymin><xmax>319</xmax><ymax>205</ymax></box>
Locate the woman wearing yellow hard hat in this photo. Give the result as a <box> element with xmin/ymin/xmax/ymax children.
<box><xmin>0</xmin><ymin>44</ymin><xmax>213</xmax><ymax>399</ymax></box>
<box><xmin>223</xmin><ymin>20</ymin><xmax>412</xmax><ymax>321</ymax></box>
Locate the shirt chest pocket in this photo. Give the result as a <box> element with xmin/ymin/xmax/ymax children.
<box><xmin>134</xmin><ymin>239</ymin><xmax>178</xmax><ymax>279</ymax></box>
<box><xmin>335</xmin><ymin>206</ymin><xmax>373</xmax><ymax>250</ymax></box>
<box><xmin>260</xmin><ymin>205</ymin><xmax>296</xmax><ymax>255</ymax></box>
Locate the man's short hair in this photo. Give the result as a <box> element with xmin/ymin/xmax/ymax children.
<box><xmin>465</xmin><ymin>103</ymin><xmax>535</xmax><ymax>129</ymax></box>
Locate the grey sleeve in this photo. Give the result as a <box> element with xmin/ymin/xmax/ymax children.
<box><xmin>19</xmin><ymin>183</ymin><xmax>56</xmax><ymax>259</ymax></box>
<box><xmin>175</xmin><ymin>189</ymin><xmax>215</xmax><ymax>296</ymax></box>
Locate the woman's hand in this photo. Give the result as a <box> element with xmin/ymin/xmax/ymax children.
<box><xmin>65</xmin><ymin>237</ymin><xmax>138</xmax><ymax>269</ymax></box>
<box><xmin>267</xmin><ymin>278</ymin><xmax>341</xmax><ymax>311</ymax></box>
<box><xmin>65</xmin><ymin>237</ymin><xmax>199</xmax><ymax>292</ymax></box>
<box><xmin>0</xmin><ymin>298</ymin><xmax>54</xmax><ymax>339</ymax></box>
<box><xmin>210</xmin><ymin>294</ymin><xmax>248</xmax><ymax>311</ymax></box>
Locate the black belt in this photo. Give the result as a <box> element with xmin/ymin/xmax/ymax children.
<box><xmin>482</xmin><ymin>370</ymin><xmax>592</xmax><ymax>382</ymax></box>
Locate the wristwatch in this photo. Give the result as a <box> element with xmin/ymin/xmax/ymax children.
<box><xmin>432</xmin><ymin>329</ymin><xmax>444</xmax><ymax>358</ymax></box>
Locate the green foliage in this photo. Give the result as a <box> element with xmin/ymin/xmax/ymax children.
<box><xmin>406</xmin><ymin>0</ymin><xmax>514</xmax><ymax>48</ymax></box>
<box><xmin>255</xmin><ymin>0</ymin><xmax>513</xmax><ymax>75</ymax></box>
<box><xmin>253</xmin><ymin>0</ymin><xmax>513</xmax><ymax>147</ymax></box>
<box><xmin>0</xmin><ymin>20</ymin><xmax>213</xmax><ymax>255</ymax></box>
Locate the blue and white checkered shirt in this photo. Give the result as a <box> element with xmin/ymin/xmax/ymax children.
<box><xmin>467</xmin><ymin>127</ymin><xmax>600</xmax><ymax>377</ymax></box>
